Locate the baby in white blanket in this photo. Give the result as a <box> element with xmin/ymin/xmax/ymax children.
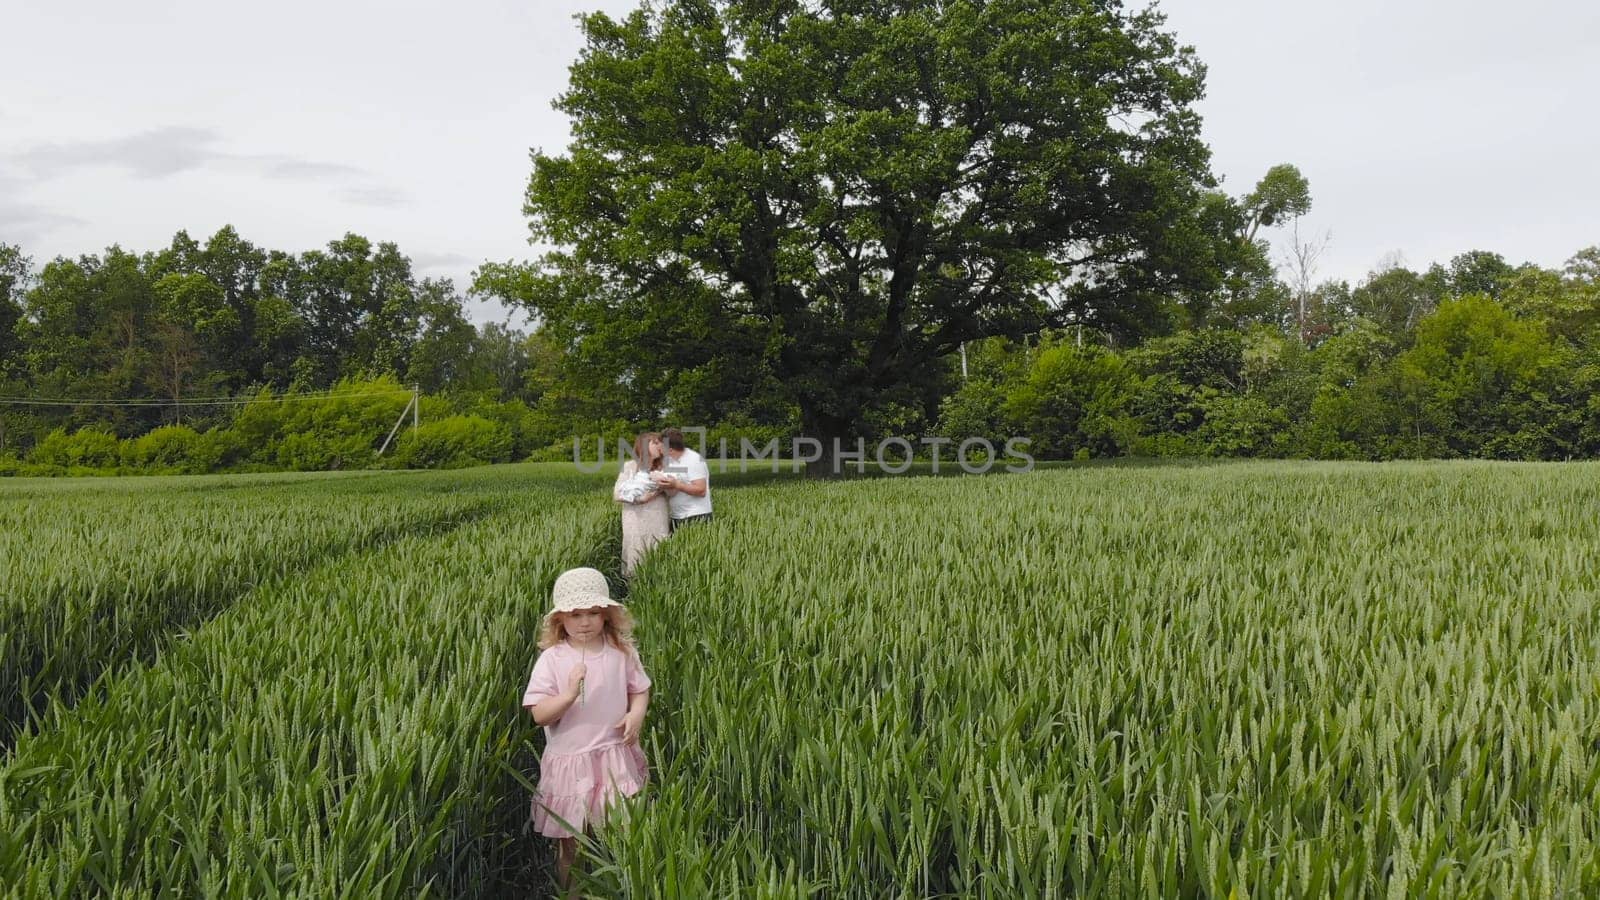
<box><xmin>616</xmin><ymin>468</ymin><xmax>662</xmax><ymax>503</ymax></box>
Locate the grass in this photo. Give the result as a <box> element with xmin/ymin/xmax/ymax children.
<box><xmin>3</xmin><ymin>460</ymin><xmax>1598</xmax><ymax>897</ymax></box>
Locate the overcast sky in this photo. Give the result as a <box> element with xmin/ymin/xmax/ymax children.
<box><xmin>3</xmin><ymin>0</ymin><xmax>1596</xmax><ymax>326</ymax></box>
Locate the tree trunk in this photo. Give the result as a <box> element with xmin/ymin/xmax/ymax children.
<box><xmin>798</xmin><ymin>405</ymin><xmax>856</xmax><ymax>478</ymax></box>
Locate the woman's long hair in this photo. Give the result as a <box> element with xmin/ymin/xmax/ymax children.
<box><xmin>633</xmin><ymin>431</ymin><xmax>664</xmax><ymax>471</ymax></box>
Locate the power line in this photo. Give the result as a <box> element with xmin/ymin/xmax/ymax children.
<box><xmin>5</xmin><ymin>384</ymin><xmax>411</xmax><ymax>403</ymax></box>
<box><xmin>0</xmin><ymin>389</ymin><xmax>416</xmax><ymax>408</ymax></box>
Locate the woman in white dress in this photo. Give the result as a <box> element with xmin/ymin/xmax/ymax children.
<box><xmin>613</xmin><ymin>432</ymin><xmax>670</xmax><ymax>577</ymax></box>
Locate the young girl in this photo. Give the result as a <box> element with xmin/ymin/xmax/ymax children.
<box><xmin>522</xmin><ymin>566</ymin><xmax>652</xmax><ymax>889</ymax></box>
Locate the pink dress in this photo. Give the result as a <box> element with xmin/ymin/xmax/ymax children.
<box><xmin>521</xmin><ymin>641</ymin><xmax>652</xmax><ymax>837</ymax></box>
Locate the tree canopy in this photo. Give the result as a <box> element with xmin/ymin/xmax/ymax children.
<box><xmin>496</xmin><ymin>0</ymin><xmax>1255</xmax><ymax>454</ymax></box>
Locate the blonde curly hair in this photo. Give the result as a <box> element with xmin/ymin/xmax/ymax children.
<box><xmin>537</xmin><ymin>604</ymin><xmax>638</xmax><ymax>652</ymax></box>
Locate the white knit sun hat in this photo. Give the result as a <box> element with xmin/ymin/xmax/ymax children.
<box><xmin>546</xmin><ymin>567</ymin><xmax>623</xmax><ymax>622</ymax></box>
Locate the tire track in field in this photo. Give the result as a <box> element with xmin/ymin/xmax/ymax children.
<box><xmin>0</xmin><ymin>489</ymin><xmax>618</xmax><ymax>896</ymax></box>
<box><xmin>1</xmin><ymin>501</ymin><xmax>503</xmax><ymax>751</ymax></box>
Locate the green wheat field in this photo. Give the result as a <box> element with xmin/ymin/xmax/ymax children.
<box><xmin>2</xmin><ymin>462</ymin><xmax>1597</xmax><ymax>897</ymax></box>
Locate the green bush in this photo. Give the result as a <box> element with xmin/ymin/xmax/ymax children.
<box><xmin>227</xmin><ymin>387</ymin><xmax>289</xmax><ymax>465</ymax></box>
<box><xmin>225</xmin><ymin>377</ymin><xmax>412</xmax><ymax>469</ymax></box>
<box><xmin>1129</xmin><ymin>377</ymin><xmax>1213</xmax><ymax>439</ymax></box>
<box><xmin>1001</xmin><ymin>342</ymin><xmax>1137</xmax><ymax>458</ymax></box>
<box><xmin>1128</xmin><ymin>431</ymin><xmax>1207</xmax><ymax>457</ymax></box>
<box><xmin>1128</xmin><ymin>329</ymin><xmax>1245</xmax><ymax>391</ymax></box>
<box><xmin>464</xmin><ymin>399</ymin><xmax>543</xmax><ymax>459</ymax></box>
<box><xmin>937</xmin><ymin>377</ymin><xmax>1013</xmax><ymax>447</ymax></box>
<box><xmin>191</xmin><ymin>427</ymin><xmax>249</xmax><ymax>471</ymax></box>
<box><xmin>121</xmin><ymin>425</ymin><xmax>203</xmax><ymax>471</ymax></box>
<box><xmin>1195</xmin><ymin>394</ymin><xmax>1290</xmax><ymax>457</ymax></box>
<box><xmin>392</xmin><ymin>415</ymin><xmax>513</xmax><ymax>469</ymax></box>
<box><xmin>274</xmin><ymin>431</ymin><xmax>374</xmax><ymax>471</ymax></box>
<box><xmin>1395</xmin><ymin>295</ymin><xmax>1568</xmax><ymax>456</ymax></box>
<box><xmin>30</xmin><ymin>428</ymin><xmax>122</xmax><ymax>469</ymax></box>
<box><xmin>704</xmin><ymin>418</ymin><xmax>793</xmax><ymax>462</ymax></box>
<box><xmin>531</xmin><ymin>418</ymin><xmax>636</xmax><ymax>464</ymax></box>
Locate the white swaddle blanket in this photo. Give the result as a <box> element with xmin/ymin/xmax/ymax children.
<box><xmin>617</xmin><ymin>468</ymin><xmax>658</xmax><ymax>503</ymax></box>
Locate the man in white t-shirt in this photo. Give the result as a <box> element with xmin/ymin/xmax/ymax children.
<box><xmin>656</xmin><ymin>428</ymin><xmax>712</xmax><ymax>532</ymax></box>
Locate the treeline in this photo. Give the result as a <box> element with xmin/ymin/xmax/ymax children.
<box><xmin>1</xmin><ymin>376</ymin><xmax>553</xmax><ymax>476</ymax></box>
<box><xmin>3</xmin><ymin>228</ymin><xmax>1598</xmax><ymax>475</ymax></box>
<box><xmin>941</xmin><ymin>247</ymin><xmax>1600</xmax><ymax>460</ymax></box>
<box><xmin>0</xmin><ymin>228</ymin><xmax>580</xmax><ymax>474</ymax></box>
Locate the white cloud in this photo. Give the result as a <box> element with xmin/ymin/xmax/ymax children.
<box><xmin>7</xmin><ymin>126</ymin><xmax>399</xmax><ymax>192</ymax></box>
<box><xmin>0</xmin><ymin>203</ymin><xmax>86</xmax><ymax>245</ymax></box>
<box><xmin>338</xmin><ymin>185</ymin><xmax>409</xmax><ymax>208</ymax></box>
<box><xmin>411</xmin><ymin>251</ymin><xmax>476</xmax><ymax>270</ymax></box>
<box><xmin>13</xmin><ymin>126</ymin><xmax>219</xmax><ymax>179</ymax></box>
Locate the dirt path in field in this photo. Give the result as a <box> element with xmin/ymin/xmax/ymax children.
<box><xmin>480</xmin><ymin>503</ymin><xmax>625</xmax><ymax>898</ymax></box>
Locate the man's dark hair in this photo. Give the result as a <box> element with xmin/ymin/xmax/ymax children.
<box><xmin>662</xmin><ymin>428</ymin><xmax>686</xmax><ymax>450</ymax></box>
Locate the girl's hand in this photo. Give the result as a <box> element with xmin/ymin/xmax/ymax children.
<box><xmin>563</xmin><ymin>662</ymin><xmax>588</xmax><ymax>700</ymax></box>
<box><xmin>614</xmin><ymin>709</ymin><xmax>645</xmax><ymax>744</ymax></box>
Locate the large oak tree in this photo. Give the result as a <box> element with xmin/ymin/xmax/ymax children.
<box><xmin>507</xmin><ymin>0</ymin><xmax>1242</xmax><ymax>453</ymax></box>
